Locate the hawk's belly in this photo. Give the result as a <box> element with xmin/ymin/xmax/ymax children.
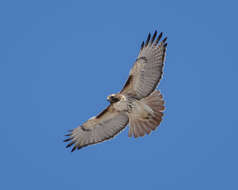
<box><xmin>113</xmin><ymin>99</ymin><xmax>129</xmax><ymax>112</ymax></box>
<box><xmin>112</xmin><ymin>96</ymin><xmax>153</xmax><ymax>119</ymax></box>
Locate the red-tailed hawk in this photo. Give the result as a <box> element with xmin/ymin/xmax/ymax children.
<box><xmin>64</xmin><ymin>30</ymin><xmax>167</xmax><ymax>151</ymax></box>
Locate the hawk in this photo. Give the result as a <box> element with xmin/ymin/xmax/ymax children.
<box><xmin>64</xmin><ymin>30</ymin><xmax>167</xmax><ymax>151</ymax></box>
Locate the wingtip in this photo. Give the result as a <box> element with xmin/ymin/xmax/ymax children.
<box><xmin>66</xmin><ymin>141</ymin><xmax>74</xmax><ymax>148</ymax></box>
<box><xmin>155</xmin><ymin>32</ymin><xmax>163</xmax><ymax>45</ymax></box>
<box><xmin>141</xmin><ymin>41</ymin><xmax>144</xmax><ymax>50</ymax></box>
<box><xmin>64</xmin><ymin>137</ymin><xmax>73</xmax><ymax>142</ymax></box>
<box><xmin>142</xmin><ymin>30</ymin><xmax>167</xmax><ymax>48</ymax></box>
<box><xmin>162</xmin><ymin>37</ymin><xmax>168</xmax><ymax>43</ymax></box>
<box><xmin>151</xmin><ymin>30</ymin><xmax>157</xmax><ymax>44</ymax></box>
<box><xmin>145</xmin><ymin>32</ymin><xmax>151</xmax><ymax>46</ymax></box>
<box><xmin>71</xmin><ymin>146</ymin><xmax>77</xmax><ymax>152</ymax></box>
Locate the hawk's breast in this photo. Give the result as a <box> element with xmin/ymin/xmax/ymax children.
<box><xmin>113</xmin><ymin>95</ymin><xmax>129</xmax><ymax>112</ymax></box>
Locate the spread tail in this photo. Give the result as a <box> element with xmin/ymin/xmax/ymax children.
<box><xmin>128</xmin><ymin>90</ymin><xmax>165</xmax><ymax>138</ymax></box>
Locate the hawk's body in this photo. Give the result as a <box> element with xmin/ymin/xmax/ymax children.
<box><xmin>64</xmin><ymin>30</ymin><xmax>167</xmax><ymax>151</ymax></box>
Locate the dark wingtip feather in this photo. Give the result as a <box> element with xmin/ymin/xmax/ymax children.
<box><xmin>141</xmin><ymin>41</ymin><xmax>144</xmax><ymax>50</ymax></box>
<box><xmin>155</xmin><ymin>32</ymin><xmax>163</xmax><ymax>45</ymax></box>
<box><xmin>66</xmin><ymin>141</ymin><xmax>74</xmax><ymax>148</ymax></box>
<box><xmin>64</xmin><ymin>137</ymin><xmax>73</xmax><ymax>142</ymax></box>
<box><xmin>151</xmin><ymin>30</ymin><xmax>157</xmax><ymax>44</ymax></box>
<box><xmin>145</xmin><ymin>33</ymin><xmax>151</xmax><ymax>46</ymax></box>
<box><xmin>164</xmin><ymin>43</ymin><xmax>168</xmax><ymax>48</ymax></box>
<box><xmin>65</xmin><ymin>133</ymin><xmax>71</xmax><ymax>137</ymax></box>
<box><xmin>162</xmin><ymin>37</ymin><xmax>167</xmax><ymax>43</ymax></box>
<box><xmin>71</xmin><ymin>146</ymin><xmax>77</xmax><ymax>152</ymax></box>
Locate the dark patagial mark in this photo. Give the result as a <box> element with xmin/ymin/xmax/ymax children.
<box><xmin>136</xmin><ymin>56</ymin><xmax>147</xmax><ymax>62</ymax></box>
<box><xmin>81</xmin><ymin>125</ymin><xmax>91</xmax><ymax>131</ymax></box>
<box><xmin>121</xmin><ymin>75</ymin><xmax>133</xmax><ymax>92</ymax></box>
<box><xmin>96</xmin><ymin>106</ymin><xmax>110</xmax><ymax>119</ymax></box>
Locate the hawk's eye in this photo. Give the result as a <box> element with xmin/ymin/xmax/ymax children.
<box><xmin>111</xmin><ymin>96</ymin><xmax>120</xmax><ymax>103</ymax></box>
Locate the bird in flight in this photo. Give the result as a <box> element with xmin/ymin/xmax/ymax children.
<box><xmin>64</xmin><ymin>30</ymin><xmax>167</xmax><ymax>151</ymax></box>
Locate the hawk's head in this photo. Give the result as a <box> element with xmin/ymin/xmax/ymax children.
<box><xmin>107</xmin><ymin>94</ymin><xmax>121</xmax><ymax>103</ymax></box>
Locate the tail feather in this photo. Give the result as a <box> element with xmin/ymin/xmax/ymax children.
<box><xmin>133</xmin><ymin>120</ymin><xmax>140</xmax><ymax>137</ymax></box>
<box><xmin>135</xmin><ymin>120</ymin><xmax>146</xmax><ymax>137</ymax></box>
<box><xmin>128</xmin><ymin>117</ymin><xmax>136</xmax><ymax>137</ymax></box>
<box><xmin>128</xmin><ymin>90</ymin><xmax>165</xmax><ymax>138</ymax></box>
<box><xmin>140</xmin><ymin>121</ymin><xmax>151</xmax><ymax>135</ymax></box>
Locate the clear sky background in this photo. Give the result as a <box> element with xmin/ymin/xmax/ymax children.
<box><xmin>1</xmin><ymin>0</ymin><xmax>237</xmax><ymax>189</ymax></box>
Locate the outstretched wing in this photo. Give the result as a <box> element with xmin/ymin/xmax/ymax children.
<box><xmin>121</xmin><ymin>30</ymin><xmax>167</xmax><ymax>99</ymax></box>
<box><xmin>64</xmin><ymin>105</ymin><xmax>129</xmax><ymax>151</ymax></box>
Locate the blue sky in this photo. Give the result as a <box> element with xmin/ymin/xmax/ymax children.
<box><xmin>1</xmin><ymin>0</ymin><xmax>238</xmax><ymax>189</ymax></box>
